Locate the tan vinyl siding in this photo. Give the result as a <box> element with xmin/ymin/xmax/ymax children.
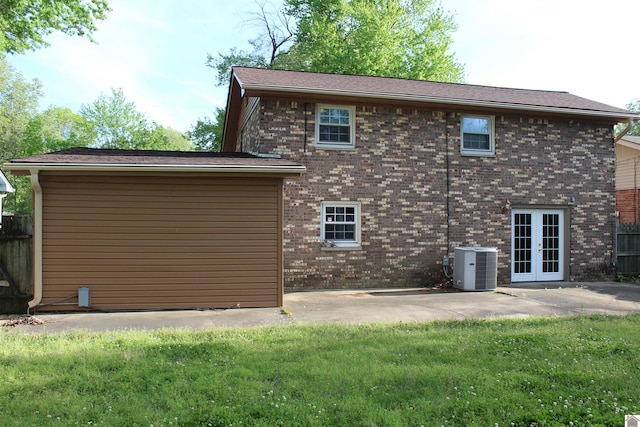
<box><xmin>616</xmin><ymin>144</ymin><xmax>640</xmax><ymax>191</ymax></box>
<box><xmin>39</xmin><ymin>174</ymin><xmax>282</xmax><ymax>311</ymax></box>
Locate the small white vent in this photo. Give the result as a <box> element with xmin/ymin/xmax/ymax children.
<box><xmin>453</xmin><ymin>247</ymin><xmax>498</xmax><ymax>291</ymax></box>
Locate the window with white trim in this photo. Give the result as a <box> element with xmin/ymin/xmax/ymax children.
<box><xmin>321</xmin><ymin>202</ymin><xmax>361</xmax><ymax>249</ymax></box>
<box><xmin>316</xmin><ymin>105</ymin><xmax>355</xmax><ymax>149</ymax></box>
<box><xmin>461</xmin><ymin>115</ymin><xmax>495</xmax><ymax>156</ymax></box>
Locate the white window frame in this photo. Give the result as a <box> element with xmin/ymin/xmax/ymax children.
<box><xmin>315</xmin><ymin>104</ymin><xmax>356</xmax><ymax>149</ymax></box>
<box><xmin>460</xmin><ymin>114</ymin><xmax>495</xmax><ymax>156</ymax></box>
<box><xmin>320</xmin><ymin>201</ymin><xmax>361</xmax><ymax>250</ymax></box>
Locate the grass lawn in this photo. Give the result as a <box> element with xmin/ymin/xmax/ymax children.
<box><xmin>1</xmin><ymin>314</ymin><xmax>639</xmax><ymax>427</ymax></box>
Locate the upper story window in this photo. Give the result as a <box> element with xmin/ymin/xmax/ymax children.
<box><xmin>316</xmin><ymin>105</ymin><xmax>355</xmax><ymax>149</ymax></box>
<box><xmin>461</xmin><ymin>115</ymin><xmax>495</xmax><ymax>156</ymax></box>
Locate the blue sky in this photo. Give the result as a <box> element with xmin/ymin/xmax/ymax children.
<box><xmin>6</xmin><ymin>0</ymin><xmax>640</xmax><ymax>133</ymax></box>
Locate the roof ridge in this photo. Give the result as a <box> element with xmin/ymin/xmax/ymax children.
<box><xmin>232</xmin><ymin>66</ymin><xmax>571</xmax><ymax>95</ymax></box>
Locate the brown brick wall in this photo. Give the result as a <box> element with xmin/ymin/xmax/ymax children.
<box><xmin>617</xmin><ymin>189</ymin><xmax>640</xmax><ymax>223</ymax></box>
<box><xmin>243</xmin><ymin>99</ymin><xmax>616</xmax><ymax>288</ymax></box>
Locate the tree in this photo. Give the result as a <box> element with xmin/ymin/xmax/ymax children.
<box><xmin>207</xmin><ymin>1</ymin><xmax>295</xmax><ymax>86</ymax></box>
<box><xmin>23</xmin><ymin>106</ymin><xmax>90</xmax><ymax>155</ymax></box>
<box><xmin>188</xmin><ymin>107</ymin><xmax>225</xmax><ymax>152</ymax></box>
<box><xmin>0</xmin><ymin>55</ymin><xmax>43</xmax><ymax>162</ymax></box>
<box><xmin>4</xmin><ymin>106</ymin><xmax>91</xmax><ymax>213</ymax></box>
<box><xmin>79</xmin><ymin>88</ymin><xmax>189</xmax><ymax>150</ymax></box>
<box><xmin>0</xmin><ymin>55</ymin><xmax>43</xmax><ymax>213</ymax></box>
<box><xmin>207</xmin><ymin>0</ymin><xmax>464</xmax><ymax>85</ymax></box>
<box><xmin>285</xmin><ymin>0</ymin><xmax>464</xmax><ymax>82</ymax></box>
<box><xmin>79</xmin><ymin>88</ymin><xmax>146</xmax><ymax>149</ymax></box>
<box><xmin>159</xmin><ymin>126</ymin><xmax>191</xmax><ymax>151</ymax></box>
<box><xmin>0</xmin><ymin>0</ymin><xmax>111</xmax><ymax>54</ymax></box>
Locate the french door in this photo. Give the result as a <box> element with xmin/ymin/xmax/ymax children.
<box><xmin>511</xmin><ymin>209</ymin><xmax>564</xmax><ymax>282</ymax></box>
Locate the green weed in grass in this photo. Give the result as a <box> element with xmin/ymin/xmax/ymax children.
<box><xmin>617</xmin><ymin>272</ymin><xmax>640</xmax><ymax>285</ymax></box>
<box><xmin>1</xmin><ymin>314</ymin><xmax>639</xmax><ymax>426</ymax></box>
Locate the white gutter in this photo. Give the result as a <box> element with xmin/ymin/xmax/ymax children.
<box><xmin>28</xmin><ymin>170</ymin><xmax>42</xmax><ymax>312</ymax></box>
<box><xmin>233</xmin><ymin>70</ymin><xmax>245</xmax><ymax>97</ymax></box>
<box><xmin>614</xmin><ymin>118</ymin><xmax>637</xmax><ymax>143</ymax></box>
<box><xmin>241</xmin><ymin>83</ymin><xmax>639</xmax><ymax>121</ymax></box>
<box><xmin>4</xmin><ymin>163</ymin><xmax>306</xmax><ymax>174</ymax></box>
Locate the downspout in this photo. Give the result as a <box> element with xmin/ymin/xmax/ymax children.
<box><xmin>445</xmin><ymin>112</ymin><xmax>451</xmax><ymax>251</ymax></box>
<box><xmin>444</xmin><ymin>112</ymin><xmax>453</xmax><ymax>278</ymax></box>
<box><xmin>27</xmin><ymin>170</ymin><xmax>42</xmax><ymax>313</ymax></box>
<box><xmin>614</xmin><ymin>118</ymin><xmax>636</xmax><ymax>143</ymax></box>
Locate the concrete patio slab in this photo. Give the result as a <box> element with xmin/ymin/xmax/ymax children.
<box><xmin>2</xmin><ymin>282</ymin><xmax>639</xmax><ymax>334</ymax></box>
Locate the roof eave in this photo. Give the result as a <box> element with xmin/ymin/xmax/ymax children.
<box><xmin>616</xmin><ymin>139</ymin><xmax>640</xmax><ymax>150</ymax></box>
<box><xmin>242</xmin><ymin>84</ymin><xmax>638</xmax><ymax>121</ymax></box>
<box><xmin>4</xmin><ymin>162</ymin><xmax>306</xmax><ymax>176</ymax></box>
<box><xmin>221</xmin><ymin>71</ymin><xmax>245</xmax><ymax>152</ymax></box>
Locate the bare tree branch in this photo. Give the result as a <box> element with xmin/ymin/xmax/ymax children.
<box><xmin>246</xmin><ymin>0</ymin><xmax>295</xmax><ymax>66</ymax></box>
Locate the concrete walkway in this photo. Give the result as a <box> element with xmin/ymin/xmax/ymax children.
<box><xmin>2</xmin><ymin>282</ymin><xmax>640</xmax><ymax>333</ymax></box>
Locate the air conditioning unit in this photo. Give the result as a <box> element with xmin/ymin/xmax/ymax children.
<box><xmin>453</xmin><ymin>247</ymin><xmax>498</xmax><ymax>291</ymax></box>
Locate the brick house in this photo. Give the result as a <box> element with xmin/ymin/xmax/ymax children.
<box><xmin>222</xmin><ymin>67</ymin><xmax>638</xmax><ymax>288</ymax></box>
<box><xmin>615</xmin><ymin>135</ymin><xmax>640</xmax><ymax>223</ymax></box>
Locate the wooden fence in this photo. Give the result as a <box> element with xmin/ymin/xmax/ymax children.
<box><xmin>617</xmin><ymin>221</ymin><xmax>640</xmax><ymax>275</ymax></box>
<box><xmin>0</xmin><ymin>215</ymin><xmax>33</xmax><ymax>313</ymax></box>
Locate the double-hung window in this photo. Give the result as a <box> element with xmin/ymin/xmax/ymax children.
<box><xmin>321</xmin><ymin>202</ymin><xmax>361</xmax><ymax>249</ymax></box>
<box><xmin>316</xmin><ymin>105</ymin><xmax>355</xmax><ymax>149</ymax></box>
<box><xmin>461</xmin><ymin>115</ymin><xmax>495</xmax><ymax>156</ymax></box>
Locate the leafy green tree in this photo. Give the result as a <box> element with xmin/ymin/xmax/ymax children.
<box><xmin>0</xmin><ymin>55</ymin><xmax>43</xmax><ymax>212</ymax></box>
<box><xmin>286</xmin><ymin>0</ymin><xmax>464</xmax><ymax>82</ymax></box>
<box><xmin>79</xmin><ymin>88</ymin><xmax>145</xmax><ymax>149</ymax></box>
<box><xmin>23</xmin><ymin>106</ymin><xmax>90</xmax><ymax>155</ymax></box>
<box><xmin>208</xmin><ymin>47</ymin><xmax>271</xmax><ymax>87</ymax></box>
<box><xmin>0</xmin><ymin>55</ymin><xmax>43</xmax><ymax>161</ymax></box>
<box><xmin>6</xmin><ymin>106</ymin><xmax>91</xmax><ymax>212</ymax></box>
<box><xmin>207</xmin><ymin>1</ymin><xmax>294</xmax><ymax>86</ymax></box>
<box><xmin>188</xmin><ymin>108</ymin><xmax>225</xmax><ymax>152</ymax></box>
<box><xmin>0</xmin><ymin>0</ymin><xmax>111</xmax><ymax>54</ymax></box>
<box><xmin>79</xmin><ymin>88</ymin><xmax>189</xmax><ymax>150</ymax></box>
<box><xmin>158</xmin><ymin>126</ymin><xmax>191</xmax><ymax>151</ymax></box>
<box><xmin>208</xmin><ymin>0</ymin><xmax>464</xmax><ymax>85</ymax></box>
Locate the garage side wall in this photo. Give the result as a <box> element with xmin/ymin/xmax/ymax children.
<box><xmin>39</xmin><ymin>173</ymin><xmax>283</xmax><ymax>311</ymax></box>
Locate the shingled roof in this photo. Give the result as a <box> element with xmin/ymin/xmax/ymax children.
<box><xmin>5</xmin><ymin>147</ymin><xmax>305</xmax><ymax>176</ymax></box>
<box><xmin>231</xmin><ymin>67</ymin><xmax>635</xmax><ymax>119</ymax></box>
<box><xmin>620</xmin><ymin>135</ymin><xmax>640</xmax><ymax>145</ymax></box>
